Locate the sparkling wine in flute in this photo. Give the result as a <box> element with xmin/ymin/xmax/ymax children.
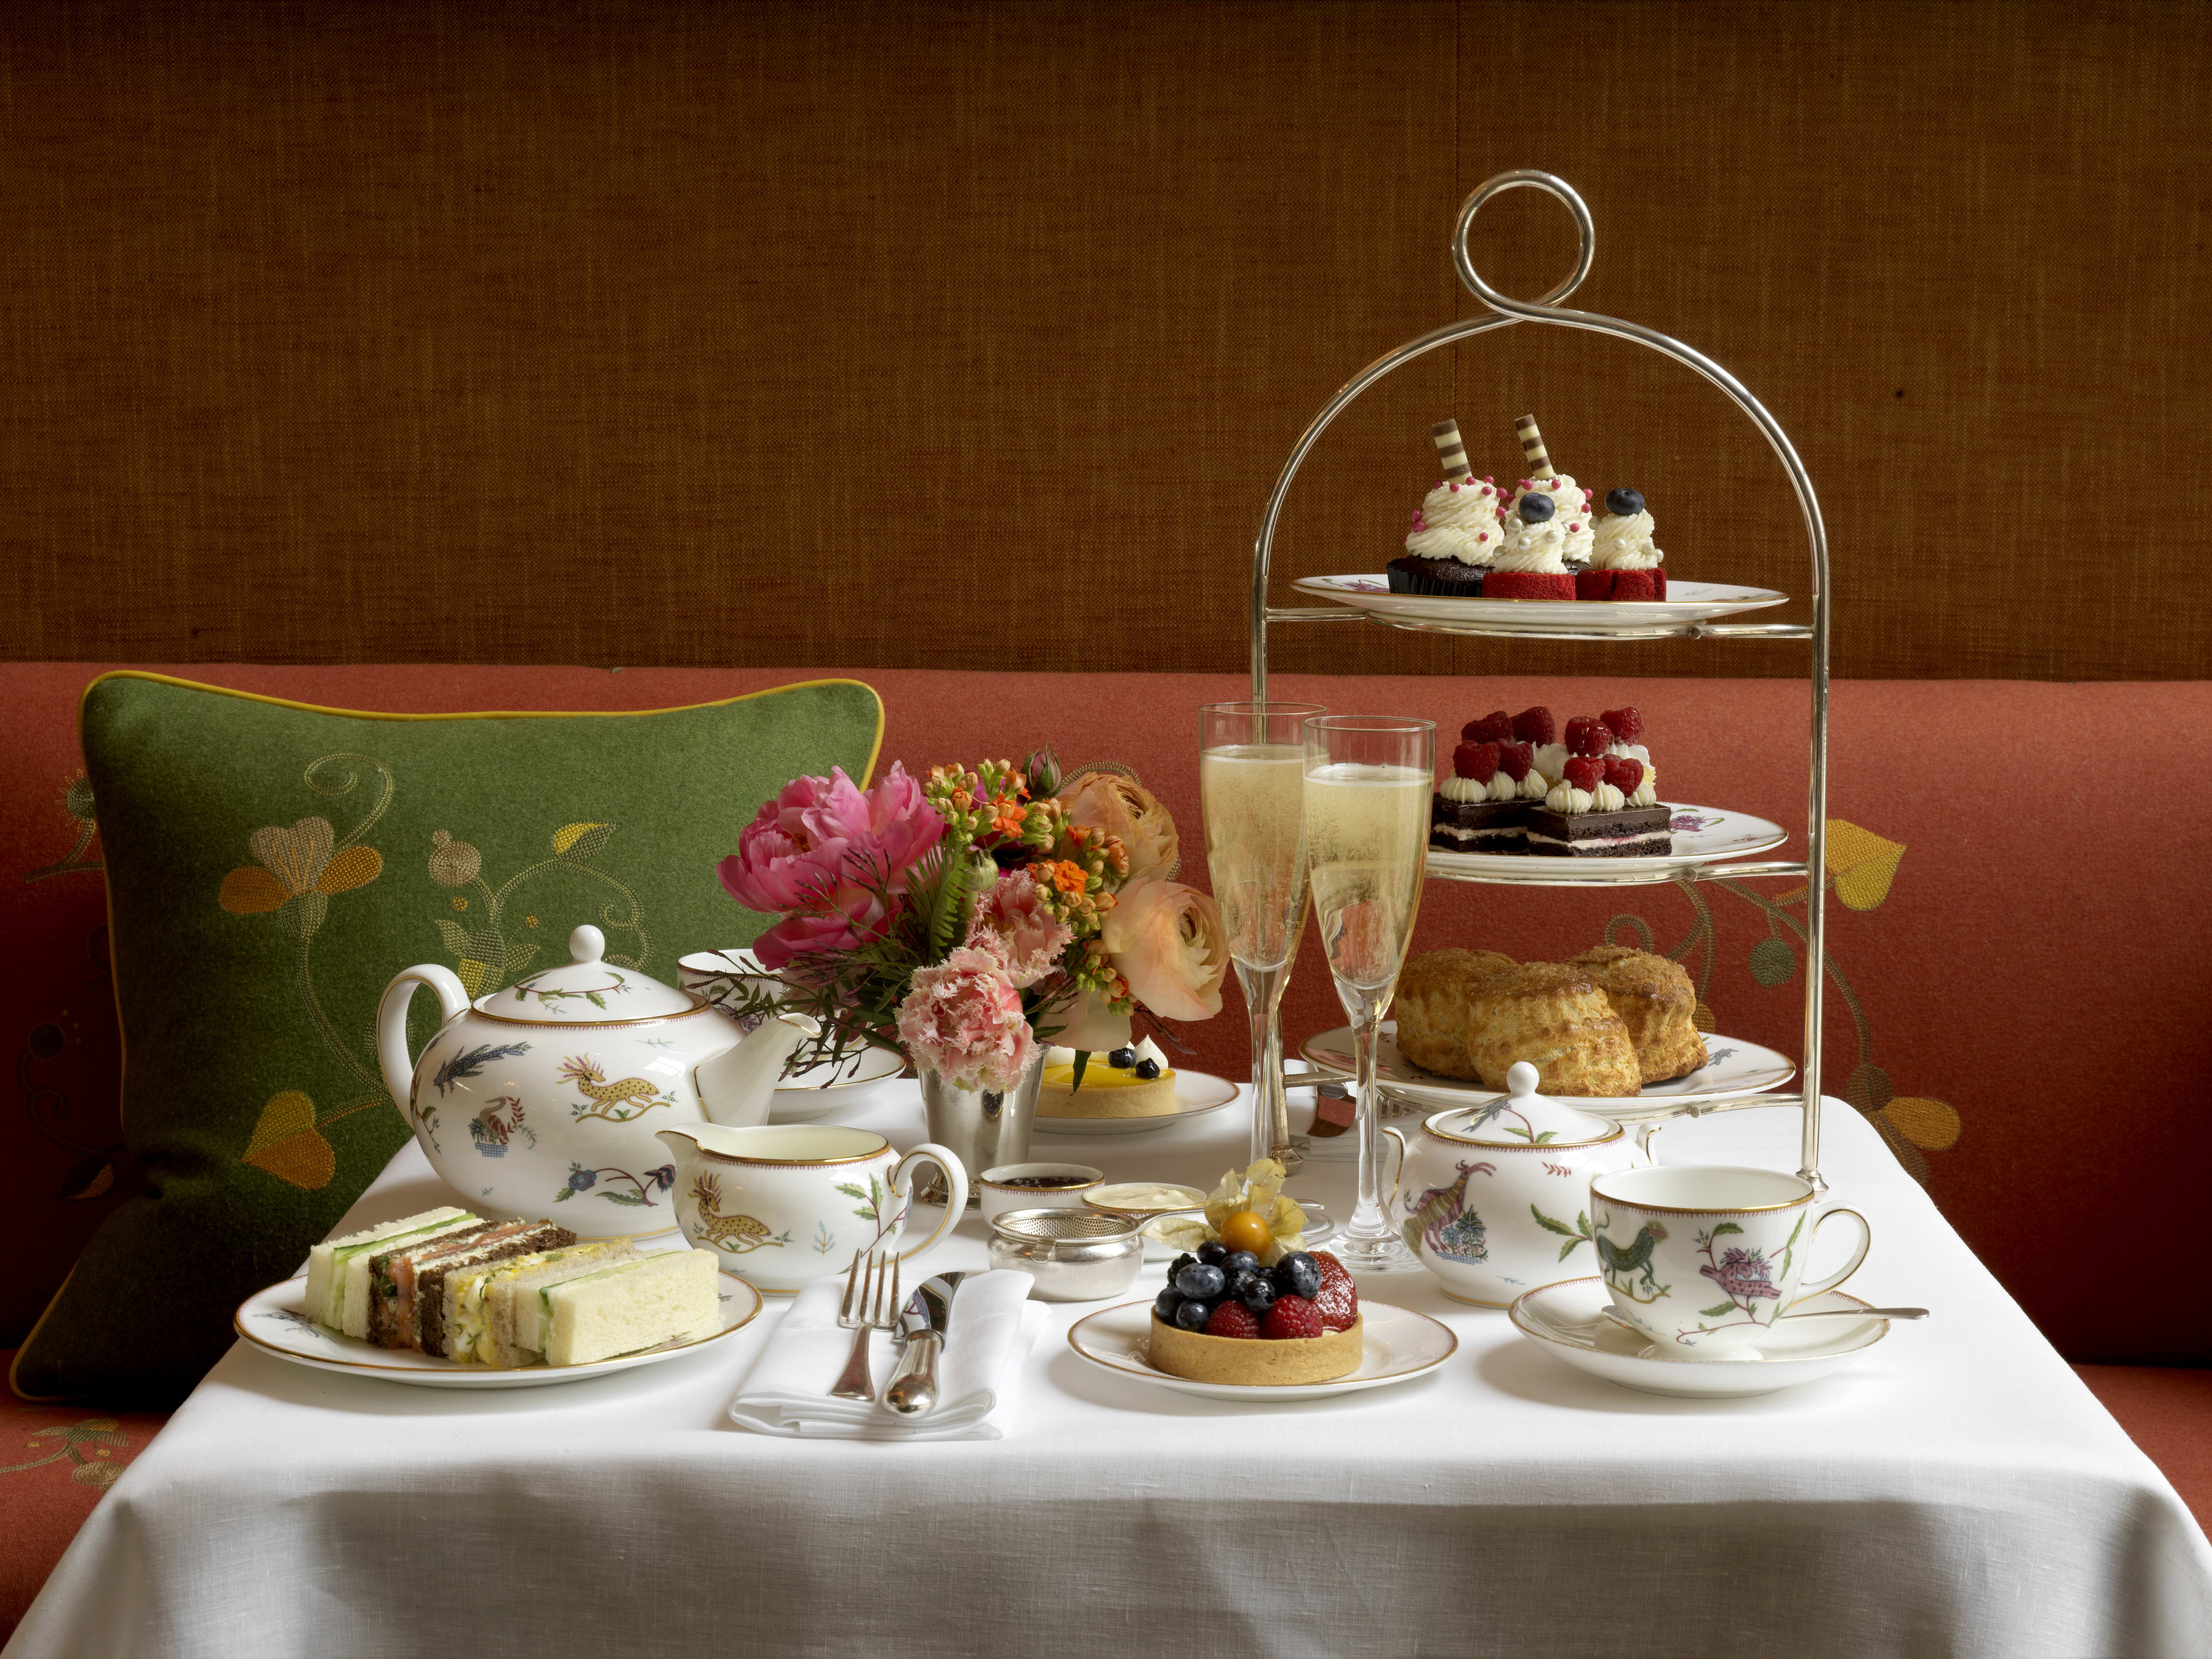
<box><xmin>1200</xmin><ymin>743</ymin><xmax>1309</xmax><ymax>972</ymax></box>
<box><xmin>1303</xmin><ymin>762</ymin><xmax>1429</xmax><ymax>1012</ymax></box>
<box><xmin>1302</xmin><ymin>713</ymin><xmax>1432</xmax><ymax>1272</ymax></box>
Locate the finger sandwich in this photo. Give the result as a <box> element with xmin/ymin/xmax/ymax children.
<box><xmin>368</xmin><ymin>1219</ymin><xmax>578</xmax><ymax>1353</ymax></box>
<box><xmin>501</xmin><ymin>1248</ymin><xmax>720</xmax><ymax>1367</ymax></box>
<box><xmin>444</xmin><ymin>1240</ymin><xmax>638</xmax><ymax>1366</ymax></box>
<box><xmin>304</xmin><ymin>1208</ymin><xmax>474</xmax><ymax>1337</ymax></box>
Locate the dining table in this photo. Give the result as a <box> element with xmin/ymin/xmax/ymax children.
<box><xmin>8</xmin><ymin>1074</ymin><xmax>2210</xmax><ymax>1659</ymax></box>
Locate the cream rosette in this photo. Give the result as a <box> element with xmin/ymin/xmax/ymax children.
<box><xmin>1147</xmin><ymin>1158</ymin><xmax>1309</xmax><ymax>1267</ymax></box>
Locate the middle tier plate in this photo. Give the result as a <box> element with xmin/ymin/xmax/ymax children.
<box><xmin>1298</xmin><ymin>1022</ymin><xmax>1796</xmax><ymax>1117</ymax></box>
<box><xmin>1427</xmin><ymin>802</ymin><xmax>1787</xmax><ymax>882</ymax></box>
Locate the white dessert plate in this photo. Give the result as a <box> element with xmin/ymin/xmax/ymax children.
<box><xmin>1033</xmin><ymin>1069</ymin><xmax>1241</xmax><ymax>1137</ymax></box>
<box><xmin>1426</xmin><ymin>804</ymin><xmax>1787</xmax><ymax>879</ymax></box>
<box><xmin>1298</xmin><ymin>1024</ymin><xmax>1795</xmax><ymax>1115</ymax></box>
<box><xmin>233</xmin><ymin>1268</ymin><xmax>764</xmax><ymax>1390</ymax></box>
<box><xmin>1508</xmin><ymin>1277</ymin><xmax>1891</xmax><ymax>1399</ymax></box>
<box><xmin>1291</xmin><ymin>575</ymin><xmax>1788</xmax><ymax>632</ymax></box>
<box><xmin>770</xmin><ymin>1044</ymin><xmax>906</xmax><ymax>1123</ymax></box>
<box><xmin>1067</xmin><ymin>1298</ymin><xmax>1457</xmax><ymax>1402</ymax></box>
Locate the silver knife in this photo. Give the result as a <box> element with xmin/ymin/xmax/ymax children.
<box><xmin>882</xmin><ymin>1271</ymin><xmax>965</xmax><ymax>1416</ymax></box>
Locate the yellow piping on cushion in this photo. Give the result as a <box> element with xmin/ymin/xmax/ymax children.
<box><xmin>74</xmin><ymin>671</ymin><xmax>886</xmax><ymax>790</ymax></box>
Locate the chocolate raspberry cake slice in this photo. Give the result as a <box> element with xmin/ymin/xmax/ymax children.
<box><xmin>1525</xmin><ymin>710</ymin><xmax>1673</xmax><ymax>858</ymax></box>
<box><xmin>1430</xmin><ymin>711</ymin><xmax>1546</xmax><ymax>855</ymax></box>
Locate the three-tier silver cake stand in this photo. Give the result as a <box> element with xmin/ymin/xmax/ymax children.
<box><xmin>1253</xmin><ymin>170</ymin><xmax>1834</xmax><ymax>1188</ymax></box>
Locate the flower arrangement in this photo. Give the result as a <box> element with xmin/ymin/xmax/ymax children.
<box><xmin>717</xmin><ymin>749</ymin><xmax>1228</xmax><ymax>1093</ymax></box>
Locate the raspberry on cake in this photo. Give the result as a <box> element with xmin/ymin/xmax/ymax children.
<box><xmin>1524</xmin><ymin>710</ymin><xmax>1672</xmax><ymax>858</ymax></box>
<box><xmin>1431</xmin><ymin>738</ymin><xmax>1533</xmax><ymax>855</ymax></box>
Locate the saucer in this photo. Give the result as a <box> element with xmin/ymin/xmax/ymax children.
<box><xmin>1508</xmin><ymin>1277</ymin><xmax>1891</xmax><ymax>1399</ymax></box>
<box><xmin>769</xmin><ymin>1045</ymin><xmax>906</xmax><ymax>1122</ymax></box>
<box><xmin>1067</xmin><ymin>1298</ymin><xmax>1456</xmax><ymax>1402</ymax></box>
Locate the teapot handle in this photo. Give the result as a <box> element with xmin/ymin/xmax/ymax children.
<box><xmin>376</xmin><ymin>966</ymin><xmax>472</xmax><ymax>1124</ymax></box>
<box><xmin>887</xmin><ymin>1143</ymin><xmax>969</xmax><ymax>1261</ymax></box>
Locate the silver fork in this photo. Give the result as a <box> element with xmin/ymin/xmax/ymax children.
<box><xmin>830</xmin><ymin>1247</ymin><xmax>900</xmax><ymax>1401</ymax></box>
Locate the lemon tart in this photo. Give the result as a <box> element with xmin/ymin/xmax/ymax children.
<box><xmin>1038</xmin><ymin>1039</ymin><xmax>1178</xmax><ymax>1119</ymax></box>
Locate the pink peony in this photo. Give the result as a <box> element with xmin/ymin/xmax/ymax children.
<box><xmin>895</xmin><ymin>946</ymin><xmax>1037</xmax><ymax>1093</ymax></box>
<box><xmin>967</xmin><ymin>869</ymin><xmax>1073</xmax><ymax>989</ymax></box>
<box><xmin>718</xmin><ymin>763</ymin><xmax>945</xmax><ymax>974</ymax></box>
<box><xmin>1103</xmin><ymin>877</ymin><xmax>1228</xmax><ymax>1021</ymax></box>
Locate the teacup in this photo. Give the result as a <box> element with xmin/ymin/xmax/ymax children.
<box><xmin>655</xmin><ymin>1123</ymin><xmax>968</xmax><ymax>1293</ymax></box>
<box><xmin>1587</xmin><ymin>1165</ymin><xmax>1870</xmax><ymax>1359</ymax></box>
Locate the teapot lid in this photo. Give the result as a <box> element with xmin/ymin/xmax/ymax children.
<box><xmin>1424</xmin><ymin>1062</ymin><xmax>1623</xmax><ymax>1149</ymax></box>
<box><xmin>475</xmin><ymin>926</ymin><xmax>699</xmax><ymax>1024</ymax></box>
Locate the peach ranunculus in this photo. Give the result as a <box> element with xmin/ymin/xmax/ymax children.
<box><xmin>1056</xmin><ymin>769</ymin><xmax>1178</xmax><ymax>883</ymax></box>
<box><xmin>1101</xmin><ymin>877</ymin><xmax>1226</xmax><ymax>1021</ymax></box>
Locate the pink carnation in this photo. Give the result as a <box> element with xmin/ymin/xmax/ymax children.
<box><xmin>895</xmin><ymin>946</ymin><xmax>1036</xmax><ymax>1093</ymax></box>
<box><xmin>966</xmin><ymin>869</ymin><xmax>1073</xmax><ymax>990</ymax></box>
<box><xmin>718</xmin><ymin>762</ymin><xmax>945</xmax><ymax>975</ymax></box>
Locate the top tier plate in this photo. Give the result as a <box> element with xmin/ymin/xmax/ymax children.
<box><xmin>1291</xmin><ymin>575</ymin><xmax>1790</xmax><ymax>639</ymax></box>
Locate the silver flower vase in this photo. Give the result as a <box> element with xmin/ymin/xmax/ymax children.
<box><xmin>915</xmin><ymin>1048</ymin><xmax>1046</xmax><ymax>1206</ymax></box>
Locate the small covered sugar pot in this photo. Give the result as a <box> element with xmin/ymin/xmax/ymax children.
<box><xmin>1382</xmin><ymin>1062</ymin><xmax>1642</xmax><ymax>1307</ymax></box>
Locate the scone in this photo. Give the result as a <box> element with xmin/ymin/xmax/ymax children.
<box><xmin>1463</xmin><ymin>963</ymin><xmax>1641</xmax><ymax>1097</ymax></box>
<box><xmin>1567</xmin><ymin>945</ymin><xmax>1709</xmax><ymax>1084</ymax></box>
<box><xmin>1393</xmin><ymin>948</ymin><xmax>1517</xmax><ymax>1079</ymax></box>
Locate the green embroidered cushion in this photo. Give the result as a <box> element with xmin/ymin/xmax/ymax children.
<box><xmin>12</xmin><ymin>672</ymin><xmax>882</xmax><ymax>1405</ymax></box>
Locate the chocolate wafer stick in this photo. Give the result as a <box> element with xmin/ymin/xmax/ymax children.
<box><xmin>1514</xmin><ymin>414</ymin><xmax>1555</xmax><ymax>480</ymax></box>
<box><xmin>1430</xmin><ymin>419</ymin><xmax>1471</xmax><ymax>483</ymax></box>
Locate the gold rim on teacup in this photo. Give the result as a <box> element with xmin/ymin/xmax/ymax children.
<box><xmin>1588</xmin><ymin>1165</ymin><xmax>1815</xmax><ymax>1215</ymax></box>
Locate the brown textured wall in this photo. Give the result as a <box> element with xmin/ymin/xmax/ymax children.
<box><xmin>0</xmin><ymin>1</ymin><xmax>2204</xmax><ymax>678</ymax></box>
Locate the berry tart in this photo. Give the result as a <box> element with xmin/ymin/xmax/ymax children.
<box><xmin>1144</xmin><ymin>1159</ymin><xmax>1361</xmax><ymax>1384</ymax></box>
<box><xmin>1524</xmin><ymin>709</ymin><xmax>1671</xmax><ymax>858</ymax></box>
<box><xmin>1576</xmin><ymin>487</ymin><xmax>1670</xmax><ymax>602</ymax></box>
<box><xmin>1149</xmin><ymin>1246</ymin><xmax>1363</xmax><ymax>1386</ymax></box>
<box><xmin>1038</xmin><ymin>1038</ymin><xmax>1178</xmax><ymax>1119</ymax></box>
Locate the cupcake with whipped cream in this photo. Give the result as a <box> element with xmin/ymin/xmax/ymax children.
<box><xmin>1389</xmin><ymin>475</ymin><xmax>1506</xmax><ymax>596</ymax></box>
<box><xmin>1483</xmin><ymin>493</ymin><xmax>1578</xmax><ymax>601</ymax></box>
<box><xmin>1578</xmin><ymin>487</ymin><xmax>1669</xmax><ymax>601</ymax></box>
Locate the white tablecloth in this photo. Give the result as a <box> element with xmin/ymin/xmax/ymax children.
<box><xmin>11</xmin><ymin>1085</ymin><xmax>2210</xmax><ymax>1659</ymax></box>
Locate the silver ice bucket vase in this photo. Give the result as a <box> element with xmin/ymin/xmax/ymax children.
<box><xmin>915</xmin><ymin>1050</ymin><xmax>1044</xmax><ymax>1206</ymax></box>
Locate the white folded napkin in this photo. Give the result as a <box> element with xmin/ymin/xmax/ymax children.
<box><xmin>727</xmin><ymin>1268</ymin><xmax>1046</xmax><ymax>1441</ymax></box>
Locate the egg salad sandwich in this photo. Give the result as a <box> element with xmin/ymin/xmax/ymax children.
<box><xmin>443</xmin><ymin>1239</ymin><xmax>638</xmax><ymax>1366</ymax></box>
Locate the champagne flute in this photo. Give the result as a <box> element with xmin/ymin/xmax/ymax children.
<box><xmin>1200</xmin><ymin>700</ymin><xmax>1328</xmax><ymax>1169</ymax></box>
<box><xmin>1303</xmin><ymin>714</ymin><xmax>1433</xmax><ymax>1271</ymax></box>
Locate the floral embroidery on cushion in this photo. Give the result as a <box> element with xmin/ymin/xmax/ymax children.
<box><xmin>426</xmin><ymin>821</ymin><xmax>647</xmax><ymax>998</ymax></box>
<box><xmin>217</xmin><ymin>755</ymin><xmax>398</xmax><ymax>1190</ymax></box>
<box><xmin>1</xmin><ymin>1418</ymin><xmax>133</xmax><ymax>1491</ymax></box>
<box><xmin>1608</xmin><ymin>818</ymin><xmax>1956</xmax><ymax>1183</ymax></box>
<box><xmin>26</xmin><ymin>771</ymin><xmax>102</xmax><ymax>882</ymax></box>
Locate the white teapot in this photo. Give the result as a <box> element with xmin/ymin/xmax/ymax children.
<box><xmin>376</xmin><ymin>925</ymin><xmax>820</xmax><ymax>1238</ymax></box>
<box><xmin>1382</xmin><ymin>1062</ymin><xmax>1642</xmax><ymax>1307</ymax></box>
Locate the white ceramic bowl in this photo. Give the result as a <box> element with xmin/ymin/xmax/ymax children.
<box><xmin>979</xmin><ymin>1162</ymin><xmax>1103</xmax><ymax>1225</ymax></box>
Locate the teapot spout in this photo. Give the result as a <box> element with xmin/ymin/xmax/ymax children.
<box><xmin>694</xmin><ymin>1012</ymin><xmax>821</xmax><ymax>1128</ymax></box>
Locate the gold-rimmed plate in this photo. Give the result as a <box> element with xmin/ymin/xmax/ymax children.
<box><xmin>234</xmin><ymin>1266</ymin><xmax>763</xmax><ymax>1389</ymax></box>
<box><xmin>1067</xmin><ymin>1299</ymin><xmax>1456</xmax><ymax>1402</ymax></box>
